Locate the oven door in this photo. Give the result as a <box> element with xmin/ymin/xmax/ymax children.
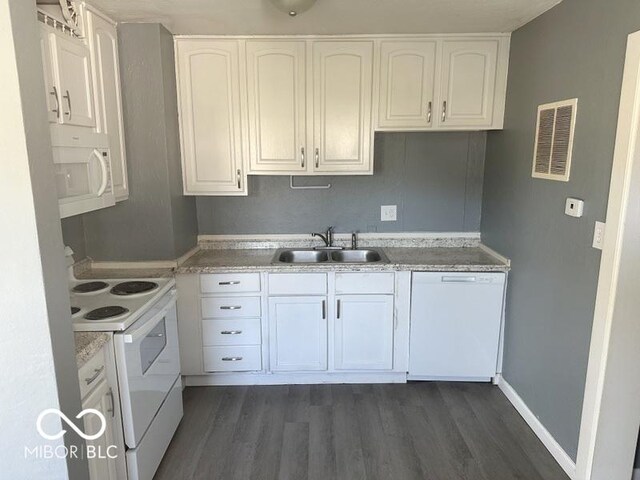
<box><xmin>114</xmin><ymin>289</ymin><xmax>180</xmax><ymax>448</ymax></box>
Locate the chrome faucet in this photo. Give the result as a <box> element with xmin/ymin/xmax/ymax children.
<box><xmin>312</xmin><ymin>226</ymin><xmax>336</xmax><ymax>248</ymax></box>
<box><xmin>351</xmin><ymin>232</ymin><xmax>358</xmax><ymax>250</ymax></box>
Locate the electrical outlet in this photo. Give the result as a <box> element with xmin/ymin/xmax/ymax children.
<box><xmin>593</xmin><ymin>221</ymin><xmax>605</xmax><ymax>250</ymax></box>
<box><xmin>381</xmin><ymin>205</ymin><xmax>397</xmax><ymax>222</ymax></box>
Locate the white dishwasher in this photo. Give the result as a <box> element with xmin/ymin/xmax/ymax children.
<box><xmin>408</xmin><ymin>272</ymin><xmax>506</xmax><ymax>381</ymax></box>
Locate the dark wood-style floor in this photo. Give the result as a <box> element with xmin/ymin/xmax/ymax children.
<box><xmin>154</xmin><ymin>383</ymin><xmax>569</xmax><ymax>480</ymax></box>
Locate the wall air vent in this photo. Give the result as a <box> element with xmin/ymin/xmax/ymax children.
<box><xmin>532</xmin><ymin>98</ymin><xmax>577</xmax><ymax>182</ymax></box>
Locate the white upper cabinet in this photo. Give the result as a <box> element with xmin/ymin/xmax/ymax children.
<box><xmin>376</xmin><ymin>37</ymin><xmax>509</xmax><ymax>131</ymax></box>
<box><xmin>246</xmin><ymin>41</ymin><xmax>307</xmax><ymax>174</ymax></box>
<box><xmin>176</xmin><ymin>40</ymin><xmax>247</xmax><ymax>195</ymax></box>
<box><xmin>437</xmin><ymin>39</ymin><xmax>503</xmax><ymax>128</ymax></box>
<box><xmin>175</xmin><ymin>35</ymin><xmax>510</xmax><ymax>194</ymax></box>
<box><xmin>312</xmin><ymin>41</ymin><xmax>374</xmax><ymax>174</ymax></box>
<box><xmin>40</xmin><ymin>26</ymin><xmax>59</xmax><ymax>124</ymax></box>
<box><xmin>86</xmin><ymin>8</ymin><xmax>129</xmax><ymax>201</ymax></box>
<box><xmin>378</xmin><ymin>41</ymin><xmax>437</xmax><ymax>129</ymax></box>
<box><xmin>50</xmin><ymin>32</ymin><xmax>96</xmax><ymax>128</ymax></box>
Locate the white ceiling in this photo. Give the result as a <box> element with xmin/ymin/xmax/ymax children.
<box><xmin>87</xmin><ymin>0</ymin><xmax>563</xmax><ymax>35</ymax></box>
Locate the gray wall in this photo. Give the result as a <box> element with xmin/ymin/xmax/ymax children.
<box><xmin>79</xmin><ymin>24</ymin><xmax>198</xmax><ymax>261</ymax></box>
<box><xmin>61</xmin><ymin>216</ymin><xmax>86</xmax><ymax>260</ymax></box>
<box><xmin>481</xmin><ymin>0</ymin><xmax>640</xmax><ymax>461</ymax></box>
<box><xmin>197</xmin><ymin>132</ymin><xmax>486</xmax><ymax>234</ymax></box>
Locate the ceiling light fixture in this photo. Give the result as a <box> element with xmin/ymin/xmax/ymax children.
<box><xmin>269</xmin><ymin>0</ymin><xmax>318</xmax><ymax>17</ymax></box>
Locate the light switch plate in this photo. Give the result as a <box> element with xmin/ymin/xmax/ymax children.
<box><xmin>565</xmin><ymin>197</ymin><xmax>584</xmax><ymax>218</ymax></box>
<box><xmin>593</xmin><ymin>221</ymin><xmax>605</xmax><ymax>250</ymax></box>
<box><xmin>381</xmin><ymin>205</ymin><xmax>397</xmax><ymax>222</ymax></box>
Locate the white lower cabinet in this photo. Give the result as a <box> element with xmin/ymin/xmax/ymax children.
<box><xmin>334</xmin><ymin>295</ymin><xmax>394</xmax><ymax>370</ymax></box>
<box><xmin>82</xmin><ymin>378</ymin><xmax>118</xmax><ymax>480</ymax></box>
<box><xmin>78</xmin><ymin>341</ymin><xmax>126</xmax><ymax>480</ymax></box>
<box><xmin>268</xmin><ymin>296</ymin><xmax>328</xmax><ymax>371</ymax></box>
<box><xmin>203</xmin><ymin>345</ymin><xmax>262</xmax><ymax>372</ymax></box>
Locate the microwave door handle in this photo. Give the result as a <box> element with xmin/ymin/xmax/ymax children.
<box><xmin>93</xmin><ymin>149</ymin><xmax>109</xmax><ymax>196</ymax></box>
<box><xmin>123</xmin><ymin>295</ymin><xmax>177</xmax><ymax>343</ymax></box>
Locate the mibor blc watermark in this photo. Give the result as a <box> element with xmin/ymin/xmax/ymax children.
<box><xmin>24</xmin><ymin>408</ymin><xmax>118</xmax><ymax>460</ymax></box>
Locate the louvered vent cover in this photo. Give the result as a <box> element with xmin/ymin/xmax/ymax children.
<box><xmin>532</xmin><ymin>98</ymin><xmax>578</xmax><ymax>182</ymax></box>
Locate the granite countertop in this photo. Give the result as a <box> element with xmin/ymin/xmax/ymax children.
<box><xmin>76</xmin><ymin>267</ymin><xmax>175</xmax><ymax>280</ymax></box>
<box><xmin>177</xmin><ymin>246</ymin><xmax>509</xmax><ymax>274</ymax></box>
<box><xmin>74</xmin><ymin>332</ymin><xmax>111</xmax><ymax>368</ymax></box>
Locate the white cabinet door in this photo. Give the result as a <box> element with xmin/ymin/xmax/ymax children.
<box><xmin>176</xmin><ymin>40</ymin><xmax>247</xmax><ymax>195</ymax></box>
<box><xmin>246</xmin><ymin>41</ymin><xmax>307</xmax><ymax>173</ymax></box>
<box><xmin>334</xmin><ymin>295</ymin><xmax>394</xmax><ymax>370</ymax></box>
<box><xmin>51</xmin><ymin>33</ymin><xmax>96</xmax><ymax>128</ymax></box>
<box><xmin>86</xmin><ymin>9</ymin><xmax>128</xmax><ymax>201</ymax></box>
<box><xmin>82</xmin><ymin>379</ymin><xmax>118</xmax><ymax>480</ymax></box>
<box><xmin>40</xmin><ymin>26</ymin><xmax>60</xmax><ymax>123</ymax></box>
<box><xmin>437</xmin><ymin>40</ymin><xmax>499</xmax><ymax>128</ymax></box>
<box><xmin>312</xmin><ymin>41</ymin><xmax>374</xmax><ymax>174</ymax></box>
<box><xmin>268</xmin><ymin>296</ymin><xmax>327</xmax><ymax>371</ymax></box>
<box><xmin>378</xmin><ymin>41</ymin><xmax>437</xmax><ymax>129</ymax></box>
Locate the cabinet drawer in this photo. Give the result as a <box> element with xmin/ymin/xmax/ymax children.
<box><xmin>201</xmin><ymin>296</ymin><xmax>261</xmax><ymax>318</ymax></box>
<box><xmin>202</xmin><ymin>319</ymin><xmax>262</xmax><ymax>346</ymax></box>
<box><xmin>201</xmin><ymin>273</ymin><xmax>261</xmax><ymax>293</ymax></box>
<box><xmin>203</xmin><ymin>346</ymin><xmax>262</xmax><ymax>372</ymax></box>
<box><xmin>335</xmin><ymin>272</ymin><xmax>395</xmax><ymax>294</ymax></box>
<box><xmin>78</xmin><ymin>346</ymin><xmax>106</xmax><ymax>400</ymax></box>
<box><xmin>268</xmin><ymin>273</ymin><xmax>327</xmax><ymax>295</ymax></box>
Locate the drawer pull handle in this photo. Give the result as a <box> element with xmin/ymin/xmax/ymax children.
<box><xmin>221</xmin><ymin>330</ymin><xmax>242</xmax><ymax>335</ymax></box>
<box><xmin>222</xmin><ymin>357</ymin><xmax>243</xmax><ymax>362</ymax></box>
<box><xmin>220</xmin><ymin>306</ymin><xmax>242</xmax><ymax>310</ymax></box>
<box><xmin>84</xmin><ymin>366</ymin><xmax>104</xmax><ymax>385</ymax></box>
<box><xmin>218</xmin><ymin>281</ymin><xmax>240</xmax><ymax>285</ymax></box>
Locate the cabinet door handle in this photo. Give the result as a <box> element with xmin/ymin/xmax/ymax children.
<box><xmin>315</xmin><ymin>148</ymin><xmax>319</xmax><ymax>168</ymax></box>
<box><xmin>63</xmin><ymin>90</ymin><xmax>72</xmax><ymax>119</ymax></box>
<box><xmin>84</xmin><ymin>366</ymin><xmax>104</xmax><ymax>385</ymax></box>
<box><xmin>221</xmin><ymin>330</ymin><xmax>242</xmax><ymax>335</ymax></box>
<box><xmin>50</xmin><ymin>86</ymin><xmax>60</xmax><ymax>119</ymax></box>
<box><xmin>222</xmin><ymin>357</ymin><xmax>243</xmax><ymax>362</ymax></box>
<box><xmin>236</xmin><ymin>169</ymin><xmax>241</xmax><ymax>189</ymax></box>
<box><xmin>441</xmin><ymin>100</ymin><xmax>447</xmax><ymax>122</ymax></box>
<box><xmin>322</xmin><ymin>299</ymin><xmax>326</xmax><ymax>319</ymax></box>
<box><xmin>107</xmin><ymin>388</ymin><xmax>115</xmax><ymax>418</ymax></box>
<box><xmin>220</xmin><ymin>305</ymin><xmax>242</xmax><ymax>310</ymax></box>
<box><xmin>301</xmin><ymin>147</ymin><xmax>305</xmax><ymax>168</ymax></box>
<box><xmin>218</xmin><ymin>281</ymin><xmax>240</xmax><ymax>285</ymax></box>
<box><xmin>427</xmin><ymin>101</ymin><xmax>432</xmax><ymax>123</ymax></box>
<box><xmin>337</xmin><ymin>299</ymin><xmax>341</xmax><ymax>319</ymax></box>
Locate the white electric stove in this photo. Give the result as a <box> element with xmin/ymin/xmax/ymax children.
<box><xmin>70</xmin><ymin>277</ymin><xmax>176</xmax><ymax>331</ymax></box>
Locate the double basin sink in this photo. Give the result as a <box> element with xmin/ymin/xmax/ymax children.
<box><xmin>273</xmin><ymin>248</ymin><xmax>389</xmax><ymax>264</ymax></box>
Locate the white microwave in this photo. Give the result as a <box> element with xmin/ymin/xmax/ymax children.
<box><xmin>51</xmin><ymin>126</ymin><xmax>116</xmax><ymax>218</ymax></box>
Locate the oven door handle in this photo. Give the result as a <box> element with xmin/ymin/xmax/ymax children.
<box><xmin>123</xmin><ymin>291</ymin><xmax>177</xmax><ymax>343</ymax></box>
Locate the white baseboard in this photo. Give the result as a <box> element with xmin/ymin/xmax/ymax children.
<box><xmin>633</xmin><ymin>468</ymin><xmax>640</xmax><ymax>480</ymax></box>
<box><xmin>496</xmin><ymin>375</ymin><xmax>577</xmax><ymax>479</ymax></box>
<box><xmin>184</xmin><ymin>371</ymin><xmax>407</xmax><ymax>386</ymax></box>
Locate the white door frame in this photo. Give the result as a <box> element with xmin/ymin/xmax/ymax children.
<box><xmin>576</xmin><ymin>30</ymin><xmax>640</xmax><ymax>480</ymax></box>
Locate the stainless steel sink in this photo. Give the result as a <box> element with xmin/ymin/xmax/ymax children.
<box><xmin>273</xmin><ymin>248</ymin><xmax>388</xmax><ymax>264</ymax></box>
<box><xmin>331</xmin><ymin>249</ymin><xmax>386</xmax><ymax>263</ymax></box>
<box><xmin>276</xmin><ymin>249</ymin><xmax>329</xmax><ymax>263</ymax></box>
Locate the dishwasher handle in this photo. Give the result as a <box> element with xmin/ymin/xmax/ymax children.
<box><xmin>440</xmin><ymin>276</ymin><xmax>477</xmax><ymax>283</ymax></box>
